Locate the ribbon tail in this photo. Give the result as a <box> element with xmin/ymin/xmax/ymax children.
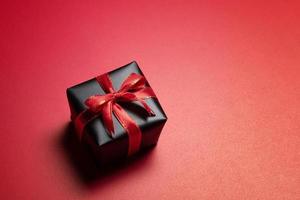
<box><xmin>134</xmin><ymin>87</ymin><xmax>156</xmax><ymax>99</ymax></box>
<box><xmin>136</xmin><ymin>99</ymin><xmax>155</xmax><ymax>116</ymax></box>
<box><xmin>102</xmin><ymin>101</ymin><xmax>115</xmax><ymax>137</ymax></box>
<box><xmin>113</xmin><ymin>103</ymin><xmax>142</xmax><ymax>155</ymax></box>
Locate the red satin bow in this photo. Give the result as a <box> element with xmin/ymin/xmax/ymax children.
<box><xmin>74</xmin><ymin>73</ymin><xmax>156</xmax><ymax>155</ymax></box>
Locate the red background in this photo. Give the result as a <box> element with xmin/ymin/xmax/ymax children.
<box><xmin>0</xmin><ymin>1</ymin><xmax>299</xmax><ymax>199</ymax></box>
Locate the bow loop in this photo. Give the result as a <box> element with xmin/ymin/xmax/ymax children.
<box><xmin>117</xmin><ymin>92</ymin><xmax>155</xmax><ymax>116</ymax></box>
<box><xmin>85</xmin><ymin>94</ymin><xmax>114</xmax><ymax>113</ymax></box>
<box><xmin>119</xmin><ymin>73</ymin><xmax>147</xmax><ymax>93</ymax></box>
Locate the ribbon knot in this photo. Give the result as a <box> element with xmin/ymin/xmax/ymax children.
<box><xmin>75</xmin><ymin>73</ymin><xmax>156</xmax><ymax>155</ymax></box>
<box><xmin>112</xmin><ymin>92</ymin><xmax>122</xmax><ymax>98</ymax></box>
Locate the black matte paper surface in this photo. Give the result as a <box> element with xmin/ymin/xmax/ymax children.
<box><xmin>66</xmin><ymin>61</ymin><xmax>167</xmax><ymax>164</ymax></box>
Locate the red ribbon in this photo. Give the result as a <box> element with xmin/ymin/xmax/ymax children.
<box><xmin>74</xmin><ymin>73</ymin><xmax>156</xmax><ymax>155</ymax></box>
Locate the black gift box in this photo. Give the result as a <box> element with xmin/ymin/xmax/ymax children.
<box><xmin>66</xmin><ymin>61</ymin><xmax>167</xmax><ymax>164</ymax></box>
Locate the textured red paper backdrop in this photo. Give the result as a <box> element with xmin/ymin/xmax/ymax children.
<box><xmin>0</xmin><ymin>1</ymin><xmax>299</xmax><ymax>199</ymax></box>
